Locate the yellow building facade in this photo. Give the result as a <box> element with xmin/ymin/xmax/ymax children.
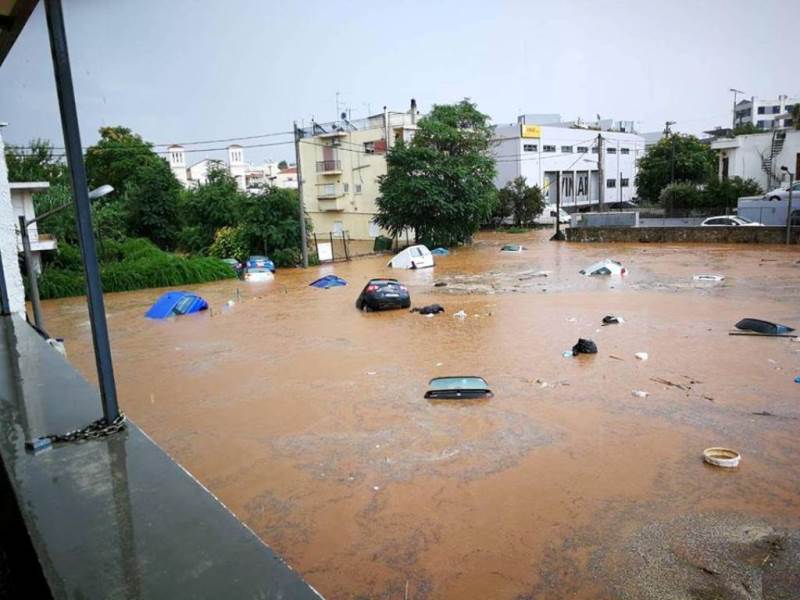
<box><xmin>298</xmin><ymin>108</ymin><xmax>418</xmax><ymax>240</ymax></box>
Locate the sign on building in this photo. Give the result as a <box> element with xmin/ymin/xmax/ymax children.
<box><xmin>521</xmin><ymin>124</ymin><xmax>541</xmax><ymax>139</ymax></box>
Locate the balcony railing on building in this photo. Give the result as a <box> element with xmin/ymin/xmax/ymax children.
<box><xmin>316</xmin><ymin>160</ymin><xmax>342</xmax><ymax>173</ymax></box>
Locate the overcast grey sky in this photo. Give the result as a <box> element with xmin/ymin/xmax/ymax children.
<box><xmin>1</xmin><ymin>0</ymin><xmax>797</xmax><ymax>164</ymax></box>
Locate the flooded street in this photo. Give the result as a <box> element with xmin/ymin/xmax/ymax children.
<box><xmin>42</xmin><ymin>231</ymin><xmax>800</xmax><ymax>599</ymax></box>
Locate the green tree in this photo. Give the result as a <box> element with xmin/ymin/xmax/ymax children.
<box><xmin>208</xmin><ymin>226</ymin><xmax>249</xmax><ymax>261</ymax></box>
<box><xmin>277</xmin><ymin>160</ymin><xmax>288</xmax><ymax>170</ymax></box>
<box><xmin>659</xmin><ymin>182</ymin><xmax>703</xmax><ymax>213</ymax></box>
<box><xmin>703</xmin><ymin>176</ymin><xmax>762</xmax><ymax>210</ymax></box>
<box><xmin>635</xmin><ymin>134</ymin><xmax>716</xmax><ymax>204</ymax></box>
<box><xmin>4</xmin><ymin>139</ymin><xmax>68</xmax><ymax>184</ymax></box>
<box><xmin>237</xmin><ymin>186</ymin><xmax>309</xmax><ymax>266</ymax></box>
<box><xmin>125</xmin><ymin>160</ymin><xmax>181</xmax><ymax>249</ymax></box>
<box><xmin>497</xmin><ymin>177</ymin><xmax>545</xmax><ymax>226</ymax></box>
<box><xmin>375</xmin><ymin>99</ymin><xmax>497</xmax><ymax>246</ymax></box>
<box><xmin>84</xmin><ymin>126</ymin><xmax>165</xmax><ymax>196</ymax></box>
<box><xmin>731</xmin><ymin>122</ymin><xmax>763</xmax><ymax>136</ymax></box>
<box><xmin>178</xmin><ymin>164</ymin><xmax>242</xmax><ymax>252</ymax></box>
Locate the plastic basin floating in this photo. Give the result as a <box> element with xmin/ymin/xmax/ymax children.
<box><xmin>703</xmin><ymin>447</ymin><xmax>741</xmax><ymax>468</ymax></box>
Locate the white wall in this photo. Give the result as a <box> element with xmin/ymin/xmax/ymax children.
<box><xmin>0</xmin><ymin>133</ymin><xmax>28</xmax><ymax>317</ymax></box>
<box><xmin>493</xmin><ymin>124</ymin><xmax>645</xmax><ymax>209</ymax></box>
<box><xmin>713</xmin><ymin>130</ymin><xmax>800</xmax><ymax>191</ymax></box>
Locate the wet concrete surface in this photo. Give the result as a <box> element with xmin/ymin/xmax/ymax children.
<box><xmin>41</xmin><ymin>231</ymin><xmax>800</xmax><ymax>599</ymax></box>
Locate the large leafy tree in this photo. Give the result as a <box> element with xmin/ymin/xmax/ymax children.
<box><xmin>375</xmin><ymin>100</ymin><xmax>497</xmax><ymax>246</ymax></box>
<box><xmin>4</xmin><ymin>139</ymin><xmax>68</xmax><ymax>184</ymax></box>
<box><xmin>178</xmin><ymin>164</ymin><xmax>242</xmax><ymax>252</ymax></box>
<box><xmin>635</xmin><ymin>134</ymin><xmax>716</xmax><ymax>204</ymax></box>
<box><xmin>497</xmin><ymin>176</ymin><xmax>545</xmax><ymax>226</ymax></box>
<box><xmin>125</xmin><ymin>160</ymin><xmax>181</xmax><ymax>249</ymax></box>
<box><xmin>84</xmin><ymin>126</ymin><xmax>165</xmax><ymax>195</ymax></box>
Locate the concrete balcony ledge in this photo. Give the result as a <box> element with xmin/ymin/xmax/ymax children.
<box><xmin>0</xmin><ymin>315</ymin><xmax>322</xmax><ymax>599</ymax></box>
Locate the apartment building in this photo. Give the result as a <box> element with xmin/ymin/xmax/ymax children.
<box><xmin>296</xmin><ymin>100</ymin><xmax>419</xmax><ymax>239</ymax></box>
<box><xmin>734</xmin><ymin>95</ymin><xmax>799</xmax><ymax>130</ymax></box>
<box><xmin>493</xmin><ymin>115</ymin><xmax>646</xmax><ymax>211</ymax></box>
<box><xmin>712</xmin><ymin>129</ymin><xmax>800</xmax><ymax>191</ymax></box>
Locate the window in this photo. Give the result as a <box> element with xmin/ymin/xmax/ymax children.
<box><xmin>757</xmin><ymin>120</ymin><xmax>766</xmax><ymax>128</ymax></box>
<box><xmin>364</xmin><ymin>141</ymin><xmax>375</xmax><ymax>154</ymax></box>
<box><xmin>523</xmin><ymin>144</ymin><xmax>537</xmax><ymax>152</ymax></box>
<box><xmin>771</xmin><ymin>105</ymin><xmax>781</xmax><ymax>114</ymax></box>
<box><xmin>620</xmin><ymin>148</ymin><xmax>630</xmax><ymax>155</ymax></box>
<box><xmin>758</xmin><ymin>106</ymin><xmax>766</xmax><ymax>114</ymax></box>
<box><xmin>561</xmin><ymin>145</ymin><xmax>573</xmax><ymax>153</ymax></box>
<box><xmin>607</xmin><ymin>147</ymin><xmax>617</xmax><ymax>154</ymax></box>
<box><xmin>621</xmin><ymin>178</ymin><xmax>629</xmax><ymax>187</ymax></box>
<box><xmin>355</xmin><ymin>183</ymin><xmax>362</xmax><ymax>194</ymax></box>
<box><xmin>607</xmin><ymin>179</ymin><xmax>617</xmax><ymax>188</ymax></box>
<box><xmin>343</xmin><ymin>182</ymin><xmax>349</xmax><ymax>193</ymax></box>
<box><xmin>321</xmin><ymin>183</ymin><xmax>336</xmax><ymax>195</ymax></box>
<box><xmin>591</xmin><ymin>147</ymin><xmax>598</xmax><ymax>153</ymax></box>
<box><xmin>576</xmin><ymin>146</ymin><xmax>589</xmax><ymax>154</ymax></box>
<box><xmin>543</xmin><ymin>145</ymin><xmax>556</xmax><ymax>152</ymax></box>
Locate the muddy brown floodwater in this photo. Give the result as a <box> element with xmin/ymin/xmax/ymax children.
<box><xmin>42</xmin><ymin>231</ymin><xmax>800</xmax><ymax>599</ymax></box>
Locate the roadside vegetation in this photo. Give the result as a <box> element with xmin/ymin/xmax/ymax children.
<box><xmin>4</xmin><ymin>130</ymin><xmax>310</xmax><ymax>299</ymax></box>
<box><xmin>636</xmin><ymin>134</ymin><xmax>763</xmax><ymax>214</ymax></box>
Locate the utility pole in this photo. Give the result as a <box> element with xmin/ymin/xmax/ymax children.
<box><xmin>781</xmin><ymin>166</ymin><xmax>794</xmax><ymax>245</ymax></box>
<box><xmin>729</xmin><ymin>88</ymin><xmax>745</xmax><ymax>130</ymax></box>
<box><xmin>293</xmin><ymin>122</ymin><xmax>309</xmax><ymax>268</ymax></box>
<box><xmin>550</xmin><ymin>173</ymin><xmax>565</xmax><ymax>241</ymax></box>
<box><xmin>18</xmin><ymin>216</ymin><xmax>44</xmax><ymax>330</ymax></box>
<box><xmin>596</xmin><ymin>133</ymin><xmax>604</xmax><ymax>212</ymax></box>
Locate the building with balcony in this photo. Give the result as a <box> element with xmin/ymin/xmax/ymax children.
<box><xmin>296</xmin><ymin>100</ymin><xmax>420</xmax><ymax>240</ymax></box>
<box><xmin>734</xmin><ymin>95</ymin><xmax>799</xmax><ymax>130</ymax></box>
<box><xmin>493</xmin><ymin>115</ymin><xmax>645</xmax><ymax>211</ymax></box>
<box><xmin>10</xmin><ymin>181</ymin><xmax>58</xmax><ymax>274</ymax></box>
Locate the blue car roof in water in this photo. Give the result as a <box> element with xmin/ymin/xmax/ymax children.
<box><xmin>309</xmin><ymin>275</ymin><xmax>347</xmax><ymax>289</ymax></box>
<box><xmin>145</xmin><ymin>291</ymin><xmax>209</xmax><ymax>319</ymax></box>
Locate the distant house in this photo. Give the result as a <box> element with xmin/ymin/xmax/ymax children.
<box><xmin>10</xmin><ymin>182</ymin><xmax>58</xmax><ymax>274</ymax></box>
<box><xmin>711</xmin><ymin>129</ymin><xmax>800</xmax><ymax>191</ymax></box>
<box><xmin>734</xmin><ymin>94</ymin><xmax>799</xmax><ymax>131</ymax></box>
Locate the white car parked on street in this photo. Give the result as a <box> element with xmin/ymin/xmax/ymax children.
<box><xmin>700</xmin><ymin>216</ymin><xmax>763</xmax><ymax>227</ymax></box>
<box><xmin>763</xmin><ymin>182</ymin><xmax>800</xmax><ymax>202</ymax></box>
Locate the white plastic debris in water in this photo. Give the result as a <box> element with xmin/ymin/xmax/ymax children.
<box><xmin>367</xmin><ymin>371</ymin><xmax>377</xmax><ymax>375</ymax></box>
<box><xmin>632</xmin><ymin>390</ymin><xmax>650</xmax><ymax>398</ymax></box>
<box><xmin>635</xmin><ymin>352</ymin><xmax>649</xmax><ymax>361</ymax></box>
<box><xmin>454</xmin><ymin>310</ymin><xmax>467</xmax><ymax>319</ymax></box>
<box><xmin>693</xmin><ymin>274</ymin><xmax>725</xmax><ymax>282</ymax></box>
<box><xmin>46</xmin><ymin>338</ymin><xmax>66</xmax><ymax>357</ymax></box>
<box><xmin>562</xmin><ymin>350</ymin><xmax>573</xmax><ymax>358</ymax></box>
<box><xmin>372</xmin><ymin>485</ymin><xmax>381</xmax><ymax>491</ymax></box>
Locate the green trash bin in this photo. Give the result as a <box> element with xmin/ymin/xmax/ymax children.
<box><xmin>373</xmin><ymin>236</ymin><xmax>393</xmax><ymax>252</ymax></box>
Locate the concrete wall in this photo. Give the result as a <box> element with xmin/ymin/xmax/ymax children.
<box><xmin>0</xmin><ymin>133</ymin><xmax>27</xmax><ymax>317</ymax></box>
<box><xmin>566</xmin><ymin>226</ymin><xmax>800</xmax><ymax>244</ymax></box>
<box><xmin>571</xmin><ymin>211</ymin><xmax>639</xmax><ymax>228</ymax></box>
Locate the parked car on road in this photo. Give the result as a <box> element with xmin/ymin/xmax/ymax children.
<box><xmin>700</xmin><ymin>216</ymin><xmax>763</xmax><ymax>227</ymax></box>
<box><xmin>355</xmin><ymin>278</ymin><xmax>410</xmax><ymax>311</ymax></box>
<box><xmin>246</xmin><ymin>255</ymin><xmax>276</xmax><ymax>272</ymax></box>
<box><xmin>763</xmin><ymin>182</ymin><xmax>800</xmax><ymax>202</ymax></box>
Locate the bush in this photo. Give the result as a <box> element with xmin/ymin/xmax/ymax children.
<box><xmin>208</xmin><ymin>226</ymin><xmax>249</xmax><ymax>262</ymax></box>
<box><xmin>659</xmin><ymin>182</ymin><xmax>703</xmax><ymax>214</ymax></box>
<box><xmin>37</xmin><ymin>238</ymin><xmax>235</xmax><ymax>299</ymax></box>
<box><xmin>704</xmin><ymin>176</ymin><xmax>762</xmax><ymax>209</ymax></box>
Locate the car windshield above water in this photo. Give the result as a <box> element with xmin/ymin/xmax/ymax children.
<box><xmin>424</xmin><ymin>376</ymin><xmax>493</xmax><ymax>400</ymax></box>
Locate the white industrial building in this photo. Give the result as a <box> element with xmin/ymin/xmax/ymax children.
<box><xmin>711</xmin><ymin>129</ymin><xmax>800</xmax><ymax>191</ymax></box>
<box><xmin>734</xmin><ymin>95</ymin><xmax>798</xmax><ymax>131</ymax></box>
<box><xmin>493</xmin><ymin>115</ymin><xmax>646</xmax><ymax>211</ymax></box>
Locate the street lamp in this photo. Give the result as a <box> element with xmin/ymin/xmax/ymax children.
<box><xmin>780</xmin><ymin>166</ymin><xmax>794</xmax><ymax>245</ymax></box>
<box><xmin>19</xmin><ymin>184</ymin><xmax>114</xmax><ymax>331</ymax></box>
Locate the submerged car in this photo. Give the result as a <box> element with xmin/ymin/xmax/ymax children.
<box><xmin>222</xmin><ymin>257</ymin><xmax>243</xmax><ymax>277</ymax></box>
<box><xmin>424</xmin><ymin>376</ymin><xmax>493</xmax><ymax>400</ymax></box>
<box><xmin>145</xmin><ymin>291</ymin><xmax>208</xmax><ymax>320</ymax></box>
<box><xmin>700</xmin><ymin>216</ymin><xmax>763</xmax><ymax>227</ymax></box>
<box><xmin>500</xmin><ymin>244</ymin><xmax>526</xmax><ymax>252</ymax></box>
<box><xmin>244</xmin><ymin>267</ymin><xmax>275</xmax><ymax>282</ymax></box>
<box><xmin>388</xmin><ymin>245</ymin><xmax>434</xmax><ymax>269</ymax></box>
<box><xmin>355</xmin><ymin>278</ymin><xmax>410</xmax><ymax>311</ymax></box>
<box><xmin>580</xmin><ymin>259</ymin><xmax>627</xmax><ymax>276</ymax></box>
<box><xmin>246</xmin><ymin>255</ymin><xmax>276</xmax><ymax>272</ymax></box>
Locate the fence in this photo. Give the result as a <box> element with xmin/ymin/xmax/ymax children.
<box><xmin>311</xmin><ymin>231</ymin><xmax>351</xmax><ymax>263</ymax></box>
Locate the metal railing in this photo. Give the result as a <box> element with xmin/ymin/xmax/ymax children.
<box><xmin>316</xmin><ymin>159</ymin><xmax>341</xmax><ymax>172</ymax></box>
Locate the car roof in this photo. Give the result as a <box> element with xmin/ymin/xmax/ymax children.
<box><xmin>368</xmin><ymin>278</ymin><xmax>398</xmax><ymax>283</ymax></box>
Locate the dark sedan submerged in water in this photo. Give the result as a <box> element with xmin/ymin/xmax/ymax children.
<box><xmin>355</xmin><ymin>278</ymin><xmax>410</xmax><ymax>311</ymax></box>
